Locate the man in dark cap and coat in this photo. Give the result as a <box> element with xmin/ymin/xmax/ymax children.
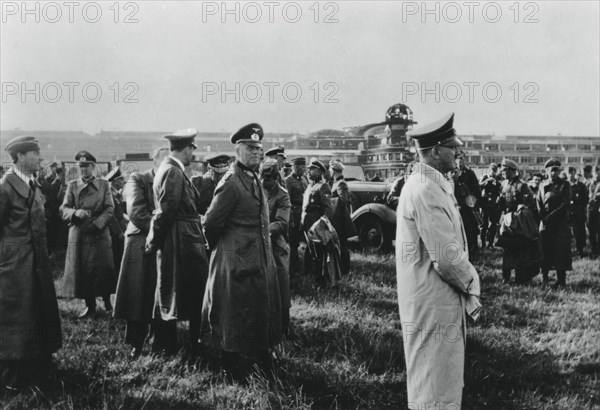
<box><xmin>201</xmin><ymin>123</ymin><xmax>282</xmax><ymax>375</ymax></box>
<box><xmin>301</xmin><ymin>158</ymin><xmax>335</xmax><ymax>286</ymax></box>
<box><xmin>0</xmin><ymin>136</ymin><xmax>62</xmax><ymax>388</ymax></box>
<box><xmin>60</xmin><ymin>150</ymin><xmax>116</xmax><ymax>318</ymax></box>
<box><xmin>538</xmin><ymin>159</ymin><xmax>572</xmax><ymax>288</ymax></box>
<box><xmin>145</xmin><ymin>129</ymin><xmax>209</xmax><ymax>356</ymax></box>
<box><xmin>265</xmin><ymin>145</ymin><xmax>287</xmax><ymax>181</ymax></box>
<box><xmin>259</xmin><ymin>158</ymin><xmax>291</xmax><ymax>336</ymax></box>
<box><xmin>285</xmin><ymin>157</ymin><xmax>309</xmax><ymax>277</ymax></box>
<box><xmin>114</xmin><ymin>147</ymin><xmax>169</xmax><ymax>358</ymax></box>
<box><xmin>567</xmin><ymin>166</ymin><xmax>588</xmax><ymax>257</ymax></box>
<box><xmin>191</xmin><ymin>153</ymin><xmax>231</xmax><ymax>215</ymax></box>
<box><xmin>497</xmin><ymin>159</ymin><xmax>539</xmax><ymax>285</ymax></box>
<box><xmin>395</xmin><ymin>113</ymin><xmax>481</xmax><ymax>410</ymax></box>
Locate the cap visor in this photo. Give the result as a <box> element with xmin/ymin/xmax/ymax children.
<box><xmin>237</xmin><ymin>139</ymin><xmax>262</xmax><ymax>147</ymax></box>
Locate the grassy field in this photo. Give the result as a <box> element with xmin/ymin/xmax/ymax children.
<box><xmin>1</xmin><ymin>248</ymin><xmax>599</xmax><ymax>409</ymax></box>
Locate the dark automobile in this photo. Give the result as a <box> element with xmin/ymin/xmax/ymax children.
<box><xmin>348</xmin><ymin>180</ymin><xmax>396</xmax><ymax>253</ymax></box>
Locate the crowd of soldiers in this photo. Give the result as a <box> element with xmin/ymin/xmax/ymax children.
<box><xmin>0</xmin><ymin>124</ymin><xmax>358</xmax><ymax>387</ymax></box>
<box><xmin>388</xmin><ymin>156</ymin><xmax>600</xmax><ymax>288</ymax></box>
<box><xmin>1</xmin><ymin>124</ymin><xmax>598</xmax><ymax>389</ymax></box>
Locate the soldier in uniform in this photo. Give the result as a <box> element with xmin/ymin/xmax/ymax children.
<box><xmin>114</xmin><ymin>147</ymin><xmax>169</xmax><ymax>359</ymax></box>
<box><xmin>201</xmin><ymin>123</ymin><xmax>282</xmax><ymax>375</ymax></box>
<box><xmin>1</xmin><ymin>136</ymin><xmax>62</xmax><ymax>388</ymax></box>
<box><xmin>285</xmin><ymin>157</ymin><xmax>309</xmax><ymax>277</ymax></box>
<box><xmin>330</xmin><ymin>160</ymin><xmax>350</xmax><ymax>210</ymax></box>
<box><xmin>301</xmin><ymin>158</ymin><xmax>335</xmax><ymax>286</ymax></box>
<box><xmin>497</xmin><ymin>159</ymin><xmax>539</xmax><ymax>285</ymax></box>
<box><xmin>282</xmin><ymin>162</ymin><xmax>293</xmax><ymax>178</ymax></box>
<box><xmin>145</xmin><ymin>130</ymin><xmax>209</xmax><ymax>356</ymax></box>
<box><xmin>587</xmin><ymin>165</ymin><xmax>600</xmax><ymax>257</ymax></box>
<box><xmin>106</xmin><ymin>168</ymin><xmax>127</xmax><ymax>278</ymax></box>
<box><xmin>265</xmin><ymin>146</ymin><xmax>287</xmax><ymax>181</ymax></box>
<box><xmin>44</xmin><ymin>162</ymin><xmax>63</xmax><ymax>255</ymax></box>
<box><xmin>538</xmin><ymin>159</ymin><xmax>572</xmax><ymax>287</ymax></box>
<box><xmin>60</xmin><ymin>150</ymin><xmax>116</xmax><ymax>318</ymax></box>
<box><xmin>191</xmin><ymin>153</ymin><xmax>230</xmax><ymax>215</ymax></box>
<box><xmin>567</xmin><ymin>166</ymin><xmax>589</xmax><ymax>256</ymax></box>
<box><xmin>387</xmin><ymin>162</ymin><xmax>414</xmax><ymax>209</ymax></box>
<box><xmin>479</xmin><ymin>163</ymin><xmax>502</xmax><ymax>248</ymax></box>
<box><xmin>260</xmin><ymin>158</ymin><xmax>291</xmax><ymax>336</ymax></box>
<box><xmin>456</xmin><ymin>155</ymin><xmax>482</xmax><ymax>254</ymax></box>
<box><xmin>330</xmin><ymin>160</ymin><xmax>353</xmax><ymax>275</ymax></box>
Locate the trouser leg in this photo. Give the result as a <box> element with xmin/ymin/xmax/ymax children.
<box><xmin>152</xmin><ymin>318</ymin><xmax>177</xmax><ymax>355</ymax></box>
<box><xmin>556</xmin><ymin>270</ymin><xmax>566</xmax><ymax>286</ymax></box>
<box><xmin>125</xmin><ymin>321</ymin><xmax>149</xmax><ymax>348</ymax></box>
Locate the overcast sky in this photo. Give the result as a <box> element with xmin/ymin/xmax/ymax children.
<box><xmin>1</xmin><ymin>0</ymin><xmax>598</xmax><ymax>136</ymax></box>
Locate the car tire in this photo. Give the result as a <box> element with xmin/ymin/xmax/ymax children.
<box><xmin>358</xmin><ymin>215</ymin><xmax>391</xmax><ymax>253</ymax></box>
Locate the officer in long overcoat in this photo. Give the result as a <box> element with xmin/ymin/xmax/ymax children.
<box><xmin>145</xmin><ymin>130</ymin><xmax>209</xmax><ymax>355</ymax></box>
<box><xmin>60</xmin><ymin>150</ymin><xmax>116</xmax><ymax>318</ymax></box>
<box><xmin>285</xmin><ymin>157</ymin><xmax>308</xmax><ymax>277</ymax></box>
<box><xmin>260</xmin><ymin>158</ymin><xmax>291</xmax><ymax>336</ymax></box>
<box><xmin>114</xmin><ymin>147</ymin><xmax>169</xmax><ymax>358</ymax></box>
<box><xmin>538</xmin><ymin>159</ymin><xmax>572</xmax><ymax>288</ymax></box>
<box><xmin>396</xmin><ymin>114</ymin><xmax>481</xmax><ymax>409</ymax></box>
<box><xmin>201</xmin><ymin>123</ymin><xmax>282</xmax><ymax>373</ymax></box>
<box><xmin>0</xmin><ymin>136</ymin><xmax>62</xmax><ymax>387</ymax></box>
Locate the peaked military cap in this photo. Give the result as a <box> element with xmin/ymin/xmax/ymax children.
<box><xmin>308</xmin><ymin>158</ymin><xmax>327</xmax><ymax>173</ymax></box>
<box><xmin>4</xmin><ymin>136</ymin><xmax>40</xmax><ymax>155</ymax></box>
<box><xmin>259</xmin><ymin>158</ymin><xmax>279</xmax><ymax>177</ymax></box>
<box><xmin>330</xmin><ymin>160</ymin><xmax>345</xmax><ymax>172</ymax></box>
<box><xmin>75</xmin><ymin>150</ymin><xmax>97</xmax><ymax>163</ymax></box>
<box><xmin>265</xmin><ymin>146</ymin><xmax>285</xmax><ymax>157</ymax></box>
<box><xmin>291</xmin><ymin>157</ymin><xmax>306</xmax><ymax>166</ymax></box>
<box><xmin>409</xmin><ymin>113</ymin><xmax>462</xmax><ymax>150</ymax></box>
<box><xmin>164</xmin><ymin>128</ymin><xmax>198</xmax><ymax>149</ymax></box>
<box><xmin>230</xmin><ymin>123</ymin><xmax>263</xmax><ymax>146</ymax></box>
<box><xmin>501</xmin><ymin>158</ymin><xmax>518</xmax><ymax>171</ymax></box>
<box><xmin>206</xmin><ymin>153</ymin><xmax>230</xmax><ymax>167</ymax></box>
<box><xmin>545</xmin><ymin>158</ymin><xmax>562</xmax><ymax>169</ymax></box>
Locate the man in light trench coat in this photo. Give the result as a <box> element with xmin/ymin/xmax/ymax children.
<box><xmin>396</xmin><ymin>113</ymin><xmax>482</xmax><ymax>409</ymax></box>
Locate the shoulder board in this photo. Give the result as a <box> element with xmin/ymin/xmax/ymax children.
<box><xmin>279</xmin><ymin>184</ymin><xmax>288</xmax><ymax>194</ymax></box>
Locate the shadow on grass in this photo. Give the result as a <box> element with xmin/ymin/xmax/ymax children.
<box><xmin>463</xmin><ymin>334</ymin><xmax>598</xmax><ymax>409</ymax></box>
